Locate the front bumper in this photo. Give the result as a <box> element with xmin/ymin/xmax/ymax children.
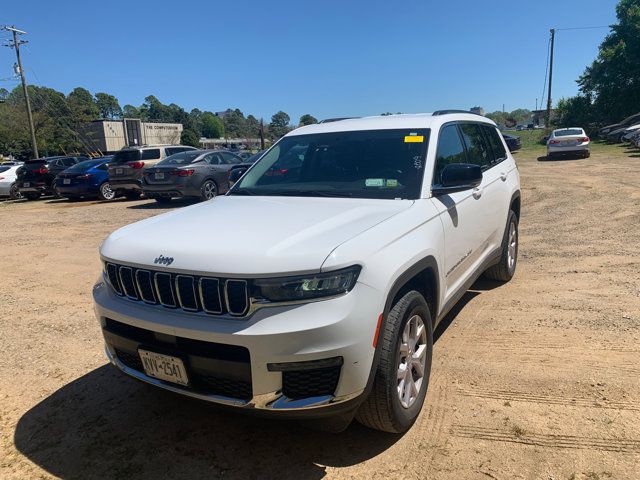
<box><xmin>93</xmin><ymin>276</ymin><xmax>381</xmax><ymax>415</ymax></box>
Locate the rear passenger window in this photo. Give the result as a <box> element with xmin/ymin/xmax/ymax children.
<box><xmin>62</xmin><ymin>158</ymin><xmax>77</xmax><ymax>167</ymax></box>
<box><xmin>221</xmin><ymin>152</ymin><xmax>241</xmax><ymax>164</ymax></box>
<box><xmin>459</xmin><ymin>124</ymin><xmax>492</xmax><ymax>169</ymax></box>
<box><xmin>141</xmin><ymin>149</ymin><xmax>160</xmax><ymax>160</ymax></box>
<box><xmin>433</xmin><ymin>124</ymin><xmax>467</xmax><ymax>185</ymax></box>
<box><xmin>483</xmin><ymin>126</ymin><xmax>507</xmax><ymax>164</ymax></box>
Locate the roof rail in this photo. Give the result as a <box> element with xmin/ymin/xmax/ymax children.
<box><xmin>432</xmin><ymin>109</ymin><xmax>482</xmax><ymax>116</ymax></box>
<box><xmin>318</xmin><ymin>117</ymin><xmax>359</xmax><ymax>124</ymax></box>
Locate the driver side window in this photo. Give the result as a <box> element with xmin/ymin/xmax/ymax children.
<box><xmin>433</xmin><ymin>124</ymin><xmax>467</xmax><ymax>185</ymax></box>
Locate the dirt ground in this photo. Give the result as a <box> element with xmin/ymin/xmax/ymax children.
<box><xmin>1</xmin><ymin>145</ymin><xmax>639</xmax><ymax>480</ymax></box>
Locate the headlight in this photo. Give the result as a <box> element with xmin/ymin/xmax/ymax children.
<box><xmin>252</xmin><ymin>266</ymin><xmax>361</xmax><ymax>303</ymax></box>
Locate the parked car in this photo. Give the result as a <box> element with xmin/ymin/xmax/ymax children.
<box><xmin>547</xmin><ymin>128</ymin><xmax>590</xmax><ymax>159</ymax></box>
<box><xmin>599</xmin><ymin>112</ymin><xmax>640</xmax><ymax>136</ymax></box>
<box><xmin>16</xmin><ymin>155</ymin><xmax>89</xmax><ymax>200</ymax></box>
<box><xmin>234</xmin><ymin>151</ymin><xmax>254</xmax><ymax>161</ymax></box>
<box><xmin>620</xmin><ymin>124</ymin><xmax>640</xmax><ymax>142</ymax></box>
<box><xmin>54</xmin><ymin>156</ymin><xmax>116</xmax><ymax>201</ymax></box>
<box><xmin>515</xmin><ymin>125</ymin><xmax>526</xmax><ymax>131</ymax></box>
<box><xmin>244</xmin><ymin>149</ymin><xmax>267</xmax><ymax>164</ymax></box>
<box><xmin>94</xmin><ymin>112</ymin><xmax>521</xmax><ymax>433</ymax></box>
<box><xmin>0</xmin><ymin>164</ymin><xmax>23</xmax><ymax>199</ymax></box>
<box><xmin>108</xmin><ymin>145</ymin><xmax>197</xmax><ymax>199</ymax></box>
<box><xmin>502</xmin><ymin>134</ymin><xmax>522</xmax><ymax>152</ymax></box>
<box><xmin>0</xmin><ymin>160</ymin><xmax>23</xmax><ymax>166</ymax></box>
<box><xmin>142</xmin><ymin>149</ymin><xmax>244</xmax><ymax>203</ymax></box>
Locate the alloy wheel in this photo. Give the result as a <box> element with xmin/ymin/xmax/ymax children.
<box><xmin>507</xmin><ymin>222</ymin><xmax>517</xmax><ymax>270</ymax></box>
<box><xmin>203</xmin><ymin>181</ymin><xmax>217</xmax><ymax>200</ymax></box>
<box><xmin>101</xmin><ymin>182</ymin><xmax>115</xmax><ymax>200</ymax></box>
<box><xmin>397</xmin><ymin>314</ymin><xmax>428</xmax><ymax>409</ymax></box>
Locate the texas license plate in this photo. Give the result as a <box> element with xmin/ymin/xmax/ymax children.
<box><xmin>139</xmin><ymin>349</ymin><xmax>189</xmax><ymax>386</ymax></box>
<box><xmin>63</xmin><ymin>178</ymin><xmax>71</xmax><ymax>184</ymax></box>
<box><xmin>115</xmin><ymin>168</ymin><xmax>123</xmax><ymax>175</ymax></box>
<box><xmin>23</xmin><ymin>182</ymin><xmax>30</xmax><ymax>188</ymax></box>
<box><xmin>155</xmin><ymin>172</ymin><xmax>165</xmax><ymax>180</ymax></box>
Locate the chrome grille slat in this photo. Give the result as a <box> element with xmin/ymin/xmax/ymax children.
<box><xmin>104</xmin><ymin>262</ymin><xmax>249</xmax><ymax>317</ymax></box>
<box><xmin>154</xmin><ymin>272</ymin><xmax>177</xmax><ymax>308</ymax></box>
<box><xmin>135</xmin><ymin>270</ymin><xmax>156</xmax><ymax>304</ymax></box>
<box><xmin>118</xmin><ymin>266</ymin><xmax>139</xmax><ymax>300</ymax></box>
<box><xmin>199</xmin><ymin>278</ymin><xmax>222</xmax><ymax>314</ymax></box>
<box><xmin>175</xmin><ymin>275</ymin><xmax>198</xmax><ymax>311</ymax></box>
<box><xmin>225</xmin><ymin>279</ymin><xmax>249</xmax><ymax>316</ymax></box>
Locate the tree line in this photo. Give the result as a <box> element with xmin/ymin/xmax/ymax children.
<box><xmin>0</xmin><ymin>85</ymin><xmax>318</xmax><ymax>159</ymax></box>
<box><xmin>555</xmin><ymin>0</ymin><xmax>640</xmax><ymax>131</ymax></box>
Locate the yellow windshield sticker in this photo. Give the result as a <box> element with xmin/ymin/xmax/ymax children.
<box><xmin>404</xmin><ymin>135</ymin><xmax>424</xmax><ymax>143</ymax></box>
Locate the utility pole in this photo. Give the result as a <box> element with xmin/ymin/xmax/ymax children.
<box><xmin>3</xmin><ymin>26</ymin><xmax>38</xmax><ymax>158</ymax></box>
<box><xmin>546</xmin><ymin>28</ymin><xmax>555</xmax><ymax>127</ymax></box>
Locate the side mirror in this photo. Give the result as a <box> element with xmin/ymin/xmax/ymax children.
<box><xmin>432</xmin><ymin>163</ymin><xmax>482</xmax><ymax>196</ymax></box>
<box><xmin>228</xmin><ymin>167</ymin><xmax>247</xmax><ymax>186</ymax></box>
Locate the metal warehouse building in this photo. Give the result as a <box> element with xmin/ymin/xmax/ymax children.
<box><xmin>80</xmin><ymin>119</ymin><xmax>183</xmax><ymax>154</ymax></box>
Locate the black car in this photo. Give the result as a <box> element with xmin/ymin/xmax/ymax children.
<box><xmin>142</xmin><ymin>149</ymin><xmax>245</xmax><ymax>203</ymax></box>
<box><xmin>501</xmin><ymin>134</ymin><xmax>522</xmax><ymax>152</ymax></box>
<box><xmin>17</xmin><ymin>155</ymin><xmax>89</xmax><ymax>200</ymax></box>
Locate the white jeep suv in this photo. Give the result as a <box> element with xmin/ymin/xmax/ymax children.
<box><xmin>93</xmin><ymin>112</ymin><xmax>521</xmax><ymax>433</ymax></box>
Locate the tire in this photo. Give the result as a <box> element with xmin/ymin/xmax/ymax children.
<box><xmin>356</xmin><ymin>291</ymin><xmax>433</xmax><ymax>433</ymax></box>
<box><xmin>584</xmin><ymin>151</ymin><xmax>591</xmax><ymax>158</ymax></box>
<box><xmin>25</xmin><ymin>192</ymin><xmax>41</xmax><ymax>201</ymax></box>
<box><xmin>98</xmin><ymin>182</ymin><xmax>116</xmax><ymax>201</ymax></box>
<box><xmin>9</xmin><ymin>183</ymin><xmax>22</xmax><ymax>200</ymax></box>
<box><xmin>200</xmin><ymin>179</ymin><xmax>218</xmax><ymax>201</ymax></box>
<box><xmin>154</xmin><ymin>197</ymin><xmax>172</xmax><ymax>204</ymax></box>
<box><xmin>484</xmin><ymin>210</ymin><xmax>518</xmax><ymax>282</ymax></box>
<box><xmin>124</xmin><ymin>191</ymin><xmax>142</xmax><ymax>200</ymax></box>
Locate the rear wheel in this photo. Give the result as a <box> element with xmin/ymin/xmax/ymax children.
<box><xmin>583</xmin><ymin>150</ymin><xmax>591</xmax><ymax>158</ymax></box>
<box><xmin>200</xmin><ymin>180</ymin><xmax>218</xmax><ymax>201</ymax></box>
<box><xmin>9</xmin><ymin>183</ymin><xmax>22</xmax><ymax>200</ymax></box>
<box><xmin>356</xmin><ymin>291</ymin><xmax>433</xmax><ymax>433</ymax></box>
<box><xmin>98</xmin><ymin>182</ymin><xmax>116</xmax><ymax>201</ymax></box>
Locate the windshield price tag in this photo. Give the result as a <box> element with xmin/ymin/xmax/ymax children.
<box><xmin>365</xmin><ymin>178</ymin><xmax>385</xmax><ymax>187</ymax></box>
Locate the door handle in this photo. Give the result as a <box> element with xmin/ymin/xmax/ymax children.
<box><xmin>500</xmin><ymin>172</ymin><xmax>507</xmax><ymax>181</ymax></box>
<box><xmin>472</xmin><ymin>187</ymin><xmax>483</xmax><ymax>199</ymax></box>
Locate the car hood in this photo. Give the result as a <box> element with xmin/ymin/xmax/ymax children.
<box><xmin>101</xmin><ymin>195</ymin><xmax>414</xmax><ymax>275</ymax></box>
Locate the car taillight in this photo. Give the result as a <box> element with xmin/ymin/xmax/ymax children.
<box><xmin>35</xmin><ymin>167</ymin><xmax>48</xmax><ymax>174</ymax></box>
<box><xmin>77</xmin><ymin>174</ymin><xmax>92</xmax><ymax>180</ymax></box>
<box><xmin>579</xmin><ymin>137</ymin><xmax>590</xmax><ymax>143</ymax></box>
<box><xmin>127</xmin><ymin>161</ymin><xmax>145</xmax><ymax>169</ymax></box>
<box><xmin>170</xmin><ymin>169</ymin><xmax>194</xmax><ymax>177</ymax></box>
<box><xmin>265</xmin><ymin>168</ymin><xmax>288</xmax><ymax>177</ymax></box>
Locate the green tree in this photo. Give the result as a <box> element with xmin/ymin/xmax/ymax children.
<box><xmin>95</xmin><ymin>92</ymin><xmax>122</xmax><ymax>119</ymax></box>
<box><xmin>201</xmin><ymin>112</ymin><xmax>225</xmax><ymax>138</ymax></box>
<box><xmin>246</xmin><ymin>114</ymin><xmax>261</xmax><ymax>137</ymax></box>
<box><xmin>122</xmin><ymin>104</ymin><xmax>140</xmax><ymax>118</ymax></box>
<box><xmin>223</xmin><ymin>109</ymin><xmax>248</xmax><ymax>138</ymax></box>
<box><xmin>576</xmin><ymin>0</ymin><xmax>640</xmax><ymax>122</ymax></box>
<box><xmin>555</xmin><ymin>95</ymin><xmax>596</xmax><ymax>131</ymax></box>
<box><xmin>0</xmin><ymin>88</ymin><xmax>8</xmax><ymax>101</ymax></box>
<box><xmin>299</xmin><ymin>114</ymin><xmax>318</xmax><ymax>126</ymax></box>
<box><xmin>67</xmin><ymin>87</ymin><xmax>99</xmax><ymax>122</ymax></box>
<box><xmin>180</xmin><ymin>129</ymin><xmax>200</xmax><ymax>147</ymax></box>
<box><xmin>269</xmin><ymin>111</ymin><xmax>291</xmax><ymax>140</ymax></box>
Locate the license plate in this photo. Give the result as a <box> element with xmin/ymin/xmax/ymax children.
<box><xmin>23</xmin><ymin>182</ymin><xmax>30</xmax><ymax>188</ymax></box>
<box><xmin>63</xmin><ymin>178</ymin><xmax>71</xmax><ymax>185</ymax></box>
<box><xmin>139</xmin><ymin>349</ymin><xmax>189</xmax><ymax>386</ymax></box>
<box><xmin>155</xmin><ymin>172</ymin><xmax>165</xmax><ymax>180</ymax></box>
<box><xmin>115</xmin><ymin>168</ymin><xmax>123</xmax><ymax>175</ymax></box>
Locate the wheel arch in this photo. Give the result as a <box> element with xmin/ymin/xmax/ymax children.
<box><xmin>510</xmin><ymin>190</ymin><xmax>521</xmax><ymax>220</ymax></box>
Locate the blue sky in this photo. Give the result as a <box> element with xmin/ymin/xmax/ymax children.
<box><xmin>1</xmin><ymin>0</ymin><xmax>618</xmax><ymax>122</ymax></box>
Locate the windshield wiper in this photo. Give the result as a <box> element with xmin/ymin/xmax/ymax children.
<box><xmin>269</xmin><ymin>189</ymin><xmax>353</xmax><ymax>198</ymax></box>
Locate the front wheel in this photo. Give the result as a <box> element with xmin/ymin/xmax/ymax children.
<box><xmin>356</xmin><ymin>291</ymin><xmax>433</xmax><ymax>433</ymax></box>
<box><xmin>484</xmin><ymin>210</ymin><xmax>518</xmax><ymax>282</ymax></box>
<box><xmin>98</xmin><ymin>182</ymin><xmax>116</xmax><ymax>201</ymax></box>
<box><xmin>200</xmin><ymin>180</ymin><xmax>218</xmax><ymax>201</ymax></box>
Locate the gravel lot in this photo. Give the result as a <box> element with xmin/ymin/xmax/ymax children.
<box><xmin>1</xmin><ymin>145</ymin><xmax>639</xmax><ymax>480</ymax></box>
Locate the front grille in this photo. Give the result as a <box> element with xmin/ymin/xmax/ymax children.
<box><xmin>106</xmin><ymin>318</ymin><xmax>252</xmax><ymax>400</ymax></box>
<box><xmin>105</xmin><ymin>262</ymin><xmax>249</xmax><ymax>317</ymax></box>
<box><xmin>282</xmin><ymin>366</ymin><xmax>341</xmax><ymax>399</ymax></box>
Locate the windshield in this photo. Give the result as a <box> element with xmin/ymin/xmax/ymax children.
<box><xmin>231</xmin><ymin>129</ymin><xmax>429</xmax><ymax>199</ymax></box>
<box><xmin>555</xmin><ymin>129</ymin><xmax>584</xmax><ymax>137</ymax></box>
<box><xmin>157</xmin><ymin>151</ymin><xmax>203</xmax><ymax>166</ymax></box>
<box><xmin>65</xmin><ymin>159</ymin><xmax>105</xmax><ymax>172</ymax></box>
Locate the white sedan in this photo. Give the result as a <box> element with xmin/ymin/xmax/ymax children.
<box><xmin>547</xmin><ymin>128</ymin><xmax>591</xmax><ymax>159</ymax></box>
<box><xmin>0</xmin><ymin>165</ymin><xmax>23</xmax><ymax>199</ymax></box>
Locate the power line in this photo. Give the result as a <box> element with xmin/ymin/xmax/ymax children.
<box><xmin>555</xmin><ymin>25</ymin><xmax>610</xmax><ymax>31</ymax></box>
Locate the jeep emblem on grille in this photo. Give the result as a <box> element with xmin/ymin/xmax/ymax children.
<box><xmin>154</xmin><ymin>255</ymin><xmax>174</xmax><ymax>266</ymax></box>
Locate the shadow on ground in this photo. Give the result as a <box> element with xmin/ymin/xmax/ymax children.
<box><xmin>126</xmin><ymin>198</ymin><xmax>199</xmax><ymax>210</ymax></box>
<box><xmin>14</xmin><ymin>276</ymin><xmax>482</xmax><ymax>479</ymax></box>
